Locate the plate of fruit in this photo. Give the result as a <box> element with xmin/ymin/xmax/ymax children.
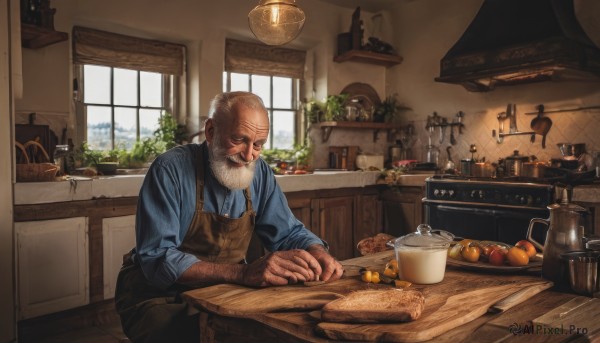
<box><xmin>446</xmin><ymin>239</ymin><xmax>542</xmax><ymax>272</ymax></box>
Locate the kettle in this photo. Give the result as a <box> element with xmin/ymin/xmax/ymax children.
<box><xmin>527</xmin><ymin>190</ymin><xmax>586</xmax><ymax>287</ymax></box>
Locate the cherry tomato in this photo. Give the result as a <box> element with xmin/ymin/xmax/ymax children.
<box><xmin>489</xmin><ymin>248</ymin><xmax>507</xmax><ymax>266</ymax></box>
<box><xmin>461</xmin><ymin>243</ymin><xmax>481</xmax><ymax>263</ymax></box>
<box><xmin>447</xmin><ymin>243</ymin><xmax>464</xmax><ymax>260</ymax></box>
<box><xmin>507</xmin><ymin>247</ymin><xmax>529</xmax><ymax>266</ymax></box>
<box><xmin>515</xmin><ymin>240</ymin><xmax>537</xmax><ymax>258</ymax></box>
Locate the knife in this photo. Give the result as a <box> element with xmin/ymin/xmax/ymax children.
<box><xmin>488</xmin><ymin>281</ymin><xmax>553</xmax><ymax>313</ymax></box>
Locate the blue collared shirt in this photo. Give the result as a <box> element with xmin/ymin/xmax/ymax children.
<box><xmin>133</xmin><ymin>143</ymin><xmax>324</xmax><ymax>289</ymax></box>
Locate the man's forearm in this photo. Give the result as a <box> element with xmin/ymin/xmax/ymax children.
<box><xmin>177</xmin><ymin>260</ymin><xmax>246</xmax><ymax>287</ymax></box>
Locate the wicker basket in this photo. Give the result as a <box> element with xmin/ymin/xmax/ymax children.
<box><xmin>15</xmin><ymin>141</ymin><xmax>59</xmax><ymax>182</ymax></box>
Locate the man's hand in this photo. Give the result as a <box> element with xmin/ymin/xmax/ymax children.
<box><xmin>306</xmin><ymin>244</ymin><xmax>344</xmax><ymax>282</ymax></box>
<box><xmin>241</xmin><ymin>249</ymin><xmax>322</xmax><ymax>287</ymax></box>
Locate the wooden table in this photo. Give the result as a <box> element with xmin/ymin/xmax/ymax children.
<box><xmin>182</xmin><ymin>251</ymin><xmax>600</xmax><ymax>342</ymax></box>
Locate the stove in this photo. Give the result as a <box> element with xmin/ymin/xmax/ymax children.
<box><xmin>424</xmin><ymin>175</ymin><xmax>556</xmax><ymax>244</ymax></box>
<box><xmin>425</xmin><ymin>175</ymin><xmax>555</xmax><ymax>209</ymax></box>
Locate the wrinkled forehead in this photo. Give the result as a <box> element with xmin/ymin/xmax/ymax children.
<box><xmin>221</xmin><ymin>103</ymin><xmax>269</xmax><ymax>137</ymax></box>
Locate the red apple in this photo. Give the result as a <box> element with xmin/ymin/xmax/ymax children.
<box><xmin>515</xmin><ymin>240</ymin><xmax>537</xmax><ymax>258</ymax></box>
<box><xmin>489</xmin><ymin>249</ymin><xmax>507</xmax><ymax>266</ymax></box>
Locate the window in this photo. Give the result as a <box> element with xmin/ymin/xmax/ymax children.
<box><xmin>223</xmin><ymin>72</ymin><xmax>299</xmax><ymax>150</ymax></box>
<box><xmin>72</xmin><ymin>26</ymin><xmax>185</xmax><ymax>152</ymax></box>
<box><xmin>83</xmin><ymin>65</ymin><xmax>167</xmax><ymax>150</ymax></box>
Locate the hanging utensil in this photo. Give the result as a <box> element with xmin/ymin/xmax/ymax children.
<box><xmin>445</xmin><ymin>146</ymin><xmax>455</xmax><ymax>173</ymax></box>
<box><xmin>530</xmin><ymin>104</ymin><xmax>553</xmax><ymax>148</ymax></box>
<box><xmin>456</xmin><ymin>111</ymin><xmax>464</xmax><ymax>134</ymax></box>
<box><xmin>450</xmin><ymin>120</ymin><xmax>457</xmax><ymax>145</ymax></box>
<box><xmin>439</xmin><ymin>118</ymin><xmax>447</xmax><ymax>145</ymax></box>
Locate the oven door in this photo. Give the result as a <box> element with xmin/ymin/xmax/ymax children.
<box><xmin>424</xmin><ymin>201</ymin><xmax>549</xmax><ymax>244</ymax></box>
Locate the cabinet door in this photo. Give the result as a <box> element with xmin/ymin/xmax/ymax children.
<box><xmin>354</xmin><ymin>193</ymin><xmax>383</xmax><ymax>256</ymax></box>
<box><xmin>312</xmin><ymin>196</ymin><xmax>355</xmax><ymax>261</ymax></box>
<box><xmin>381</xmin><ymin>187</ymin><xmax>424</xmax><ymax>237</ymax></box>
<box><xmin>16</xmin><ymin>217</ymin><xmax>89</xmax><ymax>319</ymax></box>
<box><xmin>102</xmin><ymin>215</ymin><xmax>136</xmax><ymax>299</ymax></box>
<box><xmin>287</xmin><ymin>196</ymin><xmax>312</xmax><ymax>230</ymax></box>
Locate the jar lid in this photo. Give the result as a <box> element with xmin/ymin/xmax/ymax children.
<box><xmin>394</xmin><ymin>224</ymin><xmax>454</xmax><ymax>248</ymax></box>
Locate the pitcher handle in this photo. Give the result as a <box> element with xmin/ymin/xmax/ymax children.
<box><xmin>527</xmin><ymin>218</ymin><xmax>549</xmax><ymax>251</ymax></box>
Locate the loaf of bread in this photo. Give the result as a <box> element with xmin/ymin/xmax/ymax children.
<box><xmin>321</xmin><ymin>289</ymin><xmax>425</xmax><ymax>323</ymax></box>
<box><xmin>356</xmin><ymin>233</ymin><xmax>395</xmax><ymax>255</ymax></box>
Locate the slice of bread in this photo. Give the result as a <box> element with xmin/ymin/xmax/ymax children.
<box><xmin>321</xmin><ymin>289</ymin><xmax>425</xmax><ymax>323</ymax></box>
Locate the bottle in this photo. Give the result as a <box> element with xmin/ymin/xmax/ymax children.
<box><xmin>53</xmin><ymin>145</ymin><xmax>69</xmax><ymax>176</ymax></box>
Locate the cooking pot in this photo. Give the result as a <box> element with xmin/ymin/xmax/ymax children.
<box><xmin>504</xmin><ymin>150</ymin><xmax>530</xmax><ymax>176</ymax></box>
<box><xmin>522</xmin><ymin>161</ymin><xmax>548</xmax><ymax>178</ymax></box>
<box><xmin>471</xmin><ymin>162</ymin><xmax>495</xmax><ymax>178</ymax></box>
<box><xmin>393</xmin><ymin>224</ymin><xmax>453</xmax><ymax>284</ymax></box>
<box><xmin>460</xmin><ymin>159</ymin><xmax>475</xmax><ymax>176</ymax></box>
<box><xmin>557</xmin><ymin>143</ymin><xmax>586</xmax><ymax>160</ymax></box>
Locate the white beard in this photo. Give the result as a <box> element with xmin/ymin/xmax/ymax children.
<box><xmin>208</xmin><ymin>143</ymin><xmax>257</xmax><ymax>190</ymax></box>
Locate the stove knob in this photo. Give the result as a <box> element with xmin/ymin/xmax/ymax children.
<box><xmin>478</xmin><ymin>190</ymin><xmax>484</xmax><ymax>199</ymax></box>
<box><xmin>470</xmin><ymin>190</ymin><xmax>476</xmax><ymax>198</ymax></box>
<box><xmin>440</xmin><ymin>189</ymin><xmax>447</xmax><ymax>197</ymax></box>
<box><xmin>434</xmin><ymin>189</ymin><xmax>440</xmax><ymax>197</ymax></box>
<box><xmin>448</xmin><ymin>190</ymin><xmax>455</xmax><ymax>198</ymax></box>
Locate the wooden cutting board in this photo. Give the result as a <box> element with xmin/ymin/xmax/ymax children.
<box><xmin>182</xmin><ymin>251</ymin><xmax>553</xmax><ymax>342</ymax></box>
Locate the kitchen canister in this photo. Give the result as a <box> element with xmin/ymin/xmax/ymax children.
<box><xmin>561</xmin><ymin>251</ymin><xmax>600</xmax><ymax>296</ymax></box>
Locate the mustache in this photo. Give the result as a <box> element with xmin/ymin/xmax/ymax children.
<box><xmin>227</xmin><ymin>154</ymin><xmax>254</xmax><ymax>165</ymax></box>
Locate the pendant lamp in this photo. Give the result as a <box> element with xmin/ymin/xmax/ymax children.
<box><xmin>248</xmin><ymin>0</ymin><xmax>305</xmax><ymax>46</ymax></box>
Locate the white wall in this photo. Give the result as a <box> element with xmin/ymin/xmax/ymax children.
<box><xmin>387</xmin><ymin>0</ymin><xmax>600</xmax><ymax>166</ymax></box>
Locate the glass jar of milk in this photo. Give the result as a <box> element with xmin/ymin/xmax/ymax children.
<box><xmin>393</xmin><ymin>224</ymin><xmax>453</xmax><ymax>284</ymax></box>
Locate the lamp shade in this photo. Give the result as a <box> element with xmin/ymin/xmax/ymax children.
<box><xmin>248</xmin><ymin>0</ymin><xmax>305</xmax><ymax>46</ymax></box>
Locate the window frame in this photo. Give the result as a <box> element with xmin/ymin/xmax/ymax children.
<box><xmin>76</xmin><ymin>64</ymin><xmax>173</xmax><ymax>151</ymax></box>
<box><xmin>223</xmin><ymin>72</ymin><xmax>302</xmax><ymax>149</ymax></box>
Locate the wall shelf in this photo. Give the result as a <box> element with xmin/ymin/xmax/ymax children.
<box><xmin>334</xmin><ymin>50</ymin><xmax>403</xmax><ymax>67</ymax></box>
<box><xmin>21</xmin><ymin>23</ymin><xmax>68</xmax><ymax>49</ymax></box>
<box><xmin>313</xmin><ymin>121</ymin><xmax>404</xmax><ymax>143</ymax></box>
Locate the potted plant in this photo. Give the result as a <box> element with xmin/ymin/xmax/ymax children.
<box><xmin>324</xmin><ymin>94</ymin><xmax>349</xmax><ymax>122</ymax></box>
<box><xmin>373</xmin><ymin>94</ymin><xmax>403</xmax><ymax>123</ymax></box>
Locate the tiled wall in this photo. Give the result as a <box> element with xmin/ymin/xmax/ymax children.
<box><xmin>309</xmin><ymin>104</ymin><xmax>600</xmax><ymax>171</ymax></box>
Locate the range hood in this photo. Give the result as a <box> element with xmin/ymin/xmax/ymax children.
<box><xmin>435</xmin><ymin>0</ymin><xmax>600</xmax><ymax>91</ymax></box>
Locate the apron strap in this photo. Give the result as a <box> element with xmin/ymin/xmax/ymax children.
<box><xmin>195</xmin><ymin>143</ymin><xmax>206</xmax><ymax>213</ymax></box>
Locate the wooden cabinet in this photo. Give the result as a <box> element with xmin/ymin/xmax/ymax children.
<box><xmin>312</xmin><ymin>196</ymin><xmax>355</xmax><ymax>260</ymax></box>
<box><xmin>15</xmin><ymin>217</ymin><xmax>89</xmax><ymax>319</ymax></box>
<box><xmin>380</xmin><ymin>186</ymin><xmax>425</xmax><ymax>237</ymax></box>
<box><xmin>285</xmin><ymin>186</ymin><xmax>382</xmax><ymax>261</ymax></box>
<box><xmin>102</xmin><ymin>215</ymin><xmax>136</xmax><ymax>299</ymax></box>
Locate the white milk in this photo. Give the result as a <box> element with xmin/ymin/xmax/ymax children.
<box><xmin>396</xmin><ymin>248</ymin><xmax>448</xmax><ymax>284</ymax></box>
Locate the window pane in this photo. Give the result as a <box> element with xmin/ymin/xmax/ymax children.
<box><xmin>114</xmin><ymin>107</ymin><xmax>138</xmax><ymax>150</ymax></box>
<box><xmin>114</xmin><ymin>68</ymin><xmax>138</xmax><ymax>106</ymax></box>
<box><xmin>251</xmin><ymin>75</ymin><xmax>271</xmax><ymax>106</ymax></box>
<box><xmin>87</xmin><ymin>105</ymin><xmax>112</xmax><ymax>150</ymax></box>
<box><xmin>84</xmin><ymin>65</ymin><xmax>111</xmax><ymax>104</ymax></box>
<box><xmin>273</xmin><ymin>77</ymin><xmax>292</xmax><ymax>109</ymax></box>
<box><xmin>272</xmin><ymin>110</ymin><xmax>295</xmax><ymax>149</ymax></box>
<box><xmin>140</xmin><ymin>109</ymin><xmax>161</xmax><ymax>140</ymax></box>
<box><xmin>140</xmin><ymin>71</ymin><xmax>162</xmax><ymax>107</ymax></box>
<box><xmin>223</xmin><ymin>72</ymin><xmax>227</xmax><ymax>92</ymax></box>
<box><xmin>230</xmin><ymin>73</ymin><xmax>249</xmax><ymax>91</ymax></box>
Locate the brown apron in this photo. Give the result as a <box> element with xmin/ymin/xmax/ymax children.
<box><xmin>115</xmin><ymin>144</ymin><xmax>256</xmax><ymax>343</ymax></box>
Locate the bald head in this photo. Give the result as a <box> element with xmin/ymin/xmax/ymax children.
<box><xmin>209</xmin><ymin>91</ymin><xmax>268</xmax><ymax>127</ymax></box>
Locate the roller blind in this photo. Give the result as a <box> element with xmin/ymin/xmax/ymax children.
<box><xmin>225</xmin><ymin>39</ymin><xmax>306</xmax><ymax>79</ymax></box>
<box><xmin>72</xmin><ymin>26</ymin><xmax>185</xmax><ymax>76</ymax></box>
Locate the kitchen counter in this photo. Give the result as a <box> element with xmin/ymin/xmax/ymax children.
<box><xmin>183</xmin><ymin>250</ymin><xmax>600</xmax><ymax>342</ymax></box>
<box><xmin>13</xmin><ymin>171</ymin><xmax>434</xmax><ymax>205</ymax></box>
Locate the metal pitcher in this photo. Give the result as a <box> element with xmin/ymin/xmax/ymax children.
<box><xmin>527</xmin><ymin>197</ymin><xmax>586</xmax><ymax>287</ymax></box>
